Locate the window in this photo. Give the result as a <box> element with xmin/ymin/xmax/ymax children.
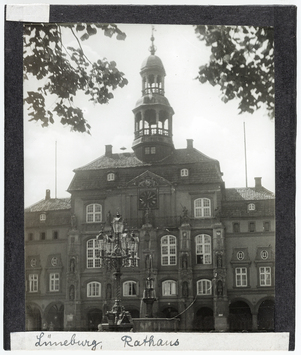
<box><xmin>259</xmin><ymin>267</ymin><xmax>271</xmax><ymax>286</ymax></box>
<box><xmin>29</xmin><ymin>274</ymin><xmax>38</xmax><ymax>292</ymax></box>
<box><xmin>28</xmin><ymin>233</ymin><xmax>33</xmax><ymax>241</ymax></box>
<box><xmin>51</xmin><ymin>257</ymin><xmax>58</xmax><ymax>266</ymax></box>
<box><xmin>237</xmin><ymin>251</ymin><xmax>245</xmax><ymax>260</ymax></box>
<box><xmin>87</xmin><ymin>282</ymin><xmax>101</xmax><ymax>297</ymax></box>
<box><xmin>235</xmin><ymin>267</ymin><xmax>247</xmax><ymax>287</ymax></box>
<box><xmin>162</xmin><ymin>280</ymin><xmax>177</xmax><ymax>296</ymax></box>
<box><xmin>181</xmin><ymin>168</ymin><xmax>189</xmax><ymax>177</ymax></box>
<box><xmin>145</xmin><ymin>147</ymin><xmax>156</xmax><ymax>155</ymax></box>
<box><xmin>249</xmin><ymin>222</ymin><xmax>256</xmax><ymax>232</ymax></box>
<box><xmin>261</xmin><ymin>250</ymin><xmax>269</xmax><ymax>260</ymax></box>
<box><xmin>197</xmin><ymin>279</ymin><xmax>212</xmax><ymax>295</ymax></box>
<box><xmin>30</xmin><ymin>258</ymin><xmax>37</xmax><ymax>267</ymax></box>
<box><xmin>40</xmin><ymin>213</ymin><xmax>46</xmax><ymax>221</ymax></box>
<box><xmin>53</xmin><ymin>231</ymin><xmax>58</xmax><ymax>240</ymax></box>
<box><xmin>233</xmin><ymin>223</ymin><xmax>240</xmax><ymax>233</ymax></box>
<box><xmin>194</xmin><ymin>198</ymin><xmax>211</xmax><ymax>218</ymax></box>
<box><xmin>263</xmin><ymin>221</ymin><xmax>270</xmax><ymax>232</ymax></box>
<box><xmin>87</xmin><ymin>239</ymin><xmax>101</xmax><ymax>268</ymax></box>
<box><xmin>195</xmin><ymin>234</ymin><xmax>211</xmax><ymax>264</ymax></box>
<box><xmin>161</xmin><ymin>235</ymin><xmax>177</xmax><ymax>265</ymax></box>
<box><xmin>86</xmin><ymin>204</ymin><xmax>102</xmax><ymax>223</ymax></box>
<box><xmin>49</xmin><ymin>273</ymin><xmax>60</xmax><ymax>292</ymax></box>
<box><xmin>123</xmin><ymin>281</ymin><xmax>137</xmax><ymax>296</ymax></box>
<box><xmin>248</xmin><ymin>203</ymin><xmax>256</xmax><ymax>211</ymax></box>
<box><xmin>107</xmin><ymin>173</ymin><xmax>115</xmax><ymax>181</ymax></box>
<box><xmin>40</xmin><ymin>232</ymin><xmax>46</xmax><ymax>240</ymax></box>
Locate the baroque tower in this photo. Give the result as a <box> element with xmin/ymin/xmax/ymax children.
<box><xmin>132</xmin><ymin>30</ymin><xmax>174</xmax><ymax>162</ymax></box>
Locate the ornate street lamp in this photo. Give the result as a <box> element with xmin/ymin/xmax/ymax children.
<box><xmin>96</xmin><ymin>212</ymin><xmax>139</xmax><ymax>331</ymax></box>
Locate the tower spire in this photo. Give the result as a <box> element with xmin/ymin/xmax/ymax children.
<box><xmin>149</xmin><ymin>26</ymin><xmax>156</xmax><ymax>55</ymax></box>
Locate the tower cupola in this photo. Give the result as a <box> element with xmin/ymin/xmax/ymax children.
<box><xmin>132</xmin><ymin>28</ymin><xmax>175</xmax><ymax>162</ymax></box>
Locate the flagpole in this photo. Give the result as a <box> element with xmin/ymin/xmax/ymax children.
<box><xmin>55</xmin><ymin>140</ymin><xmax>57</xmax><ymax>198</ymax></box>
<box><xmin>243</xmin><ymin>122</ymin><xmax>248</xmax><ymax>188</ymax></box>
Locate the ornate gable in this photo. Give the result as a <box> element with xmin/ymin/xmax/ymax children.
<box><xmin>127</xmin><ymin>170</ymin><xmax>171</xmax><ymax>187</ymax></box>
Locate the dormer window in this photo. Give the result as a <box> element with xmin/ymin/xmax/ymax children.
<box><xmin>248</xmin><ymin>203</ymin><xmax>256</xmax><ymax>211</ymax></box>
<box><xmin>145</xmin><ymin>147</ymin><xmax>156</xmax><ymax>155</ymax></box>
<box><xmin>107</xmin><ymin>173</ymin><xmax>115</xmax><ymax>181</ymax></box>
<box><xmin>181</xmin><ymin>168</ymin><xmax>189</xmax><ymax>177</ymax></box>
<box><xmin>40</xmin><ymin>213</ymin><xmax>46</xmax><ymax>221</ymax></box>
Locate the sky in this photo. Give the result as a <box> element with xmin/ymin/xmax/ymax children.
<box><xmin>24</xmin><ymin>24</ymin><xmax>275</xmax><ymax>207</ymax></box>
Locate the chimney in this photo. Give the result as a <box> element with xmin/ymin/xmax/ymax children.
<box><xmin>254</xmin><ymin>177</ymin><xmax>262</xmax><ymax>191</ymax></box>
<box><xmin>187</xmin><ymin>139</ymin><xmax>194</xmax><ymax>150</ymax></box>
<box><xmin>45</xmin><ymin>189</ymin><xmax>51</xmax><ymax>200</ymax></box>
<box><xmin>105</xmin><ymin>145</ymin><xmax>113</xmax><ymax>157</ymax></box>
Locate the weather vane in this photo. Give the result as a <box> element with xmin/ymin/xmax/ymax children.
<box><xmin>149</xmin><ymin>25</ymin><xmax>157</xmax><ymax>55</ymax></box>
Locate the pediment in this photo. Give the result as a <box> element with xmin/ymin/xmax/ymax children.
<box><xmin>127</xmin><ymin>170</ymin><xmax>171</xmax><ymax>187</ymax></box>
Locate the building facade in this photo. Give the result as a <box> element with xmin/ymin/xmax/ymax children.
<box><xmin>25</xmin><ymin>39</ymin><xmax>275</xmax><ymax>332</ymax></box>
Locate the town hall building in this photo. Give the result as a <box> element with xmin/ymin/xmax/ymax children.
<box><xmin>25</xmin><ymin>34</ymin><xmax>275</xmax><ymax>332</ymax></box>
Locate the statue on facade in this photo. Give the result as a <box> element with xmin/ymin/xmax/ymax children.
<box><xmin>145</xmin><ymin>254</ymin><xmax>152</xmax><ymax>270</ymax></box>
<box><xmin>69</xmin><ymin>285</ymin><xmax>75</xmax><ymax>300</ymax></box>
<box><xmin>144</xmin><ymin>208</ymin><xmax>151</xmax><ymax>225</ymax></box>
<box><xmin>182</xmin><ymin>254</ymin><xmax>188</xmax><ymax>269</ymax></box>
<box><xmin>71</xmin><ymin>214</ymin><xmax>77</xmax><ymax>230</ymax></box>
<box><xmin>181</xmin><ymin>206</ymin><xmax>189</xmax><ymax>224</ymax></box>
<box><xmin>70</xmin><ymin>257</ymin><xmax>76</xmax><ymax>273</ymax></box>
<box><xmin>217</xmin><ymin>280</ymin><xmax>223</xmax><ymax>297</ymax></box>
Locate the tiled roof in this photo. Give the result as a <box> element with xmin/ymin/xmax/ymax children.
<box><xmin>159</xmin><ymin>148</ymin><xmax>218</xmax><ymax>165</ymax></box>
<box><xmin>68</xmin><ymin>148</ymin><xmax>223</xmax><ymax>192</ymax></box>
<box><xmin>224</xmin><ymin>187</ymin><xmax>275</xmax><ymax>201</ymax></box>
<box><xmin>25</xmin><ymin>198</ymin><xmax>71</xmax><ymax>212</ymax></box>
<box><xmin>74</xmin><ymin>148</ymin><xmax>218</xmax><ymax>171</ymax></box>
<box><xmin>75</xmin><ymin>153</ymin><xmax>148</xmax><ymax>170</ymax></box>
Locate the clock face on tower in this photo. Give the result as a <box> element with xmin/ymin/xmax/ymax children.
<box><xmin>139</xmin><ymin>190</ymin><xmax>158</xmax><ymax>209</ymax></box>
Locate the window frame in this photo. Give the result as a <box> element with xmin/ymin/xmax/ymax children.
<box><xmin>49</xmin><ymin>273</ymin><xmax>60</xmax><ymax>292</ymax></box>
<box><xmin>29</xmin><ymin>274</ymin><xmax>38</xmax><ymax>293</ymax></box>
<box><xmin>195</xmin><ymin>234</ymin><xmax>212</xmax><ymax>265</ymax></box>
<box><xmin>248</xmin><ymin>203</ymin><xmax>256</xmax><ymax>211</ymax></box>
<box><xmin>40</xmin><ymin>232</ymin><xmax>46</xmax><ymax>240</ymax></box>
<box><xmin>162</xmin><ymin>280</ymin><xmax>177</xmax><ymax>296</ymax></box>
<box><xmin>233</xmin><ymin>222</ymin><xmax>240</xmax><ymax>233</ymax></box>
<box><xmin>235</xmin><ymin>267</ymin><xmax>248</xmax><ymax>287</ymax></box>
<box><xmin>259</xmin><ymin>266</ymin><xmax>272</xmax><ymax>286</ymax></box>
<box><xmin>161</xmin><ymin>235</ymin><xmax>177</xmax><ymax>266</ymax></box>
<box><xmin>150</xmin><ymin>146</ymin><xmax>156</xmax><ymax>154</ymax></box>
<box><xmin>197</xmin><ymin>279</ymin><xmax>212</xmax><ymax>295</ymax></box>
<box><xmin>180</xmin><ymin>168</ymin><xmax>189</xmax><ymax>177</ymax></box>
<box><xmin>123</xmin><ymin>281</ymin><xmax>138</xmax><ymax>296</ymax></box>
<box><xmin>194</xmin><ymin>198</ymin><xmax>211</xmax><ymax>218</ymax></box>
<box><xmin>107</xmin><ymin>173</ymin><xmax>115</xmax><ymax>181</ymax></box>
<box><xmin>86</xmin><ymin>203</ymin><xmax>102</xmax><ymax>223</ymax></box>
<box><xmin>87</xmin><ymin>239</ymin><xmax>101</xmax><ymax>269</ymax></box>
<box><xmin>87</xmin><ymin>281</ymin><xmax>101</xmax><ymax>297</ymax></box>
<box><xmin>249</xmin><ymin>221</ymin><xmax>256</xmax><ymax>232</ymax></box>
<box><xmin>263</xmin><ymin>221</ymin><xmax>270</xmax><ymax>232</ymax></box>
